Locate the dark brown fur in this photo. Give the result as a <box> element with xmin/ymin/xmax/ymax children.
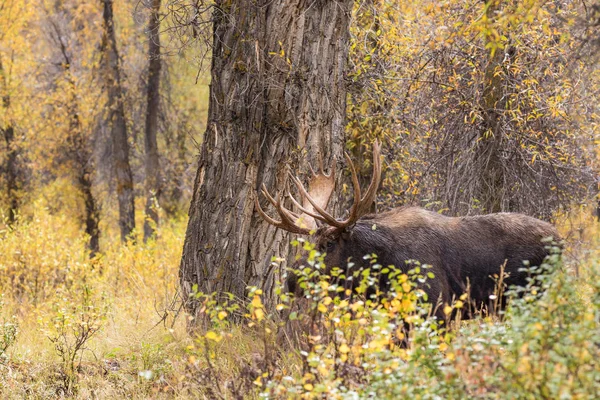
<box><xmin>289</xmin><ymin>206</ymin><xmax>560</xmax><ymax>317</ymax></box>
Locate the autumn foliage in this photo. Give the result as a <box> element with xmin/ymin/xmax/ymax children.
<box><xmin>0</xmin><ymin>0</ymin><xmax>599</xmax><ymax>398</ymax></box>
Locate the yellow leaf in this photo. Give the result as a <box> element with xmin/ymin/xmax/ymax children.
<box><xmin>402</xmin><ymin>282</ymin><xmax>411</xmax><ymax>293</ymax></box>
<box><xmin>339</xmin><ymin>343</ymin><xmax>350</xmax><ymax>353</ymax></box>
<box><xmin>254</xmin><ymin>308</ymin><xmax>265</xmax><ymax>321</ymax></box>
<box><xmin>205</xmin><ymin>331</ymin><xmax>222</xmax><ymax>342</ymax></box>
<box><xmin>251</xmin><ymin>295</ymin><xmax>262</xmax><ymax>308</ymax></box>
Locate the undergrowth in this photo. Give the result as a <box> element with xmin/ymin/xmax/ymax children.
<box><xmin>0</xmin><ymin>204</ymin><xmax>598</xmax><ymax>399</ymax></box>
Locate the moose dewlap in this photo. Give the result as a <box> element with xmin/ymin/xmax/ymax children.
<box><xmin>256</xmin><ymin>141</ymin><xmax>559</xmax><ymax>316</ymax></box>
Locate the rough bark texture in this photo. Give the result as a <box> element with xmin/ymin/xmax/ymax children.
<box><xmin>102</xmin><ymin>0</ymin><xmax>135</xmax><ymax>241</ymax></box>
<box><xmin>0</xmin><ymin>56</ymin><xmax>19</xmax><ymax>224</ymax></box>
<box><xmin>143</xmin><ymin>0</ymin><xmax>162</xmax><ymax>241</ymax></box>
<box><xmin>179</xmin><ymin>0</ymin><xmax>353</xmax><ymax>311</ymax></box>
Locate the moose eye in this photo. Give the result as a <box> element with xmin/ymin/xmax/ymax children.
<box><xmin>326</xmin><ymin>241</ymin><xmax>335</xmax><ymax>250</ymax></box>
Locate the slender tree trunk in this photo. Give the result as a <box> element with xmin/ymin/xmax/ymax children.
<box><xmin>68</xmin><ymin>102</ymin><xmax>101</xmax><ymax>257</ymax></box>
<box><xmin>52</xmin><ymin>18</ymin><xmax>102</xmax><ymax>257</ymax></box>
<box><xmin>78</xmin><ymin>163</ymin><xmax>101</xmax><ymax>256</ymax></box>
<box><xmin>0</xmin><ymin>56</ymin><xmax>19</xmax><ymax>224</ymax></box>
<box><xmin>68</xmin><ymin>101</ymin><xmax>101</xmax><ymax>257</ymax></box>
<box><xmin>3</xmin><ymin>125</ymin><xmax>17</xmax><ymax>223</ymax></box>
<box><xmin>102</xmin><ymin>0</ymin><xmax>135</xmax><ymax>241</ymax></box>
<box><xmin>477</xmin><ymin>0</ymin><xmax>506</xmax><ymax>213</ymax></box>
<box><xmin>179</xmin><ymin>0</ymin><xmax>353</xmax><ymax>312</ymax></box>
<box><xmin>143</xmin><ymin>0</ymin><xmax>162</xmax><ymax>241</ymax></box>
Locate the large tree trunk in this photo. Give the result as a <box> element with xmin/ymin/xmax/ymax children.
<box><xmin>102</xmin><ymin>0</ymin><xmax>135</xmax><ymax>241</ymax></box>
<box><xmin>143</xmin><ymin>0</ymin><xmax>162</xmax><ymax>241</ymax></box>
<box><xmin>0</xmin><ymin>56</ymin><xmax>19</xmax><ymax>224</ymax></box>
<box><xmin>179</xmin><ymin>0</ymin><xmax>353</xmax><ymax>311</ymax></box>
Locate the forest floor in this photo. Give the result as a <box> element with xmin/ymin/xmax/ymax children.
<box><xmin>0</xmin><ymin>201</ymin><xmax>598</xmax><ymax>399</ymax></box>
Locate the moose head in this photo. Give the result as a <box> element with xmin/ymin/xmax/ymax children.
<box><xmin>255</xmin><ymin>141</ymin><xmax>383</xmax><ymax>273</ymax></box>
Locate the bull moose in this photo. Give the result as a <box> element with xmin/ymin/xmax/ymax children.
<box><xmin>255</xmin><ymin>142</ymin><xmax>560</xmax><ymax>316</ymax></box>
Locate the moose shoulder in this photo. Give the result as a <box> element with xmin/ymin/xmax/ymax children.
<box><xmin>256</xmin><ymin>141</ymin><xmax>560</xmax><ymax>315</ymax></box>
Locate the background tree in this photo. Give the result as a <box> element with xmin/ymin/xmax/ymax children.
<box><xmin>37</xmin><ymin>1</ymin><xmax>103</xmax><ymax>255</ymax></box>
<box><xmin>143</xmin><ymin>0</ymin><xmax>162</xmax><ymax>241</ymax></box>
<box><xmin>179</xmin><ymin>0</ymin><xmax>354</xmax><ymax>310</ymax></box>
<box><xmin>347</xmin><ymin>0</ymin><xmax>597</xmax><ymax>219</ymax></box>
<box><xmin>0</xmin><ymin>0</ymin><xmax>205</xmax><ymax>246</ymax></box>
<box><xmin>101</xmin><ymin>0</ymin><xmax>135</xmax><ymax>242</ymax></box>
<box><xmin>0</xmin><ymin>1</ymin><xmax>32</xmax><ymax>224</ymax></box>
<box><xmin>0</xmin><ymin>56</ymin><xmax>18</xmax><ymax>224</ymax></box>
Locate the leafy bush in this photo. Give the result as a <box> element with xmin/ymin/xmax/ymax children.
<box><xmin>40</xmin><ymin>283</ymin><xmax>108</xmax><ymax>395</ymax></box>
<box><xmin>176</xmin><ymin>240</ymin><xmax>600</xmax><ymax>400</ymax></box>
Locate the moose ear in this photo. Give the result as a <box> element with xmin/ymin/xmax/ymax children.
<box><xmin>341</xmin><ymin>230</ymin><xmax>352</xmax><ymax>241</ymax></box>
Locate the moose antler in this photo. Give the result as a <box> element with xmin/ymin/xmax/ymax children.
<box><xmin>255</xmin><ymin>141</ymin><xmax>382</xmax><ymax>234</ymax></box>
<box><xmin>255</xmin><ymin>153</ymin><xmax>338</xmax><ymax>234</ymax></box>
<box><xmin>255</xmin><ymin>183</ymin><xmax>313</xmax><ymax>235</ymax></box>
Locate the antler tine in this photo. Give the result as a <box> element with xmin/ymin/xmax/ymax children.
<box><xmin>287</xmin><ymin>189</ymin><xmax>329</xmax><ymax>223</ymax></box>
<box><xmin>355</xmin><ymin>140</ymin><xmax>382</xmax><ymax>218</ymax></box>
<box><xmin>255</xmin><ymin>184</ymin><xmax>311</xmax><ymax>235</ymax></box>
<box><xmin>261</xmin><ymin>184</ymin><xmax>279</xmax><ymax>208</ymax></box>
<box><xmin>260</xmin><ymin>185</ymin><xmax>301</xmax><ymax>220</ymax></box>
<box><xmin>289</xmin><ymin>172</ymin><xmax>344</xmax><ymax>228</ymax></box>
<box><xmin>308</xmin><ymin>162</ymin><xmax>316</xmax><ymax>177</ymax></box>
<box><xmin>329</xmin><ymin>158</ymin><xmax>336</xmax><ymax>178</ymax></box>
<box><xmin>334</xmin><ymin>151</ymin><xmax>363</xmax><ymax>227</ymax></box>
<box><xmin>277</xmin><ymin>198</ymin><xmax>300</xmax><ymax>225</ymax></box>
<box><xmin>254</xmin><ymin>196</ymin><xmax>283</xmax><ymax>227</ymax></box>
<box><xmin>318</xmin><ymin>153</ymin><xmax>325</xmax><ymax>175</ymax></box>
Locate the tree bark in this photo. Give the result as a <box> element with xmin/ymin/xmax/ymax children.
<box><xmin>80</xmin><ymin>167</ymin><xmax>101</xmax><ymax>256</ymax></box>
<box><xmin>0</xmin><ymin>55</ymin><xmax>19</xmax><ymax>224</ymax></box>
<box><xmin>477</xmin><ymin>0</ymin><xmax>506</xmax><ymax>213</ymax></box>
<box><xmin>102</xmin><ymin>0</ymin><xmax>135</xmax><ymax>241</ymax></box>
<box><xmin>2</xmin><ymin>126</ymin><xmax>17</xmax><ymax>223</ymax></box>
<box><xmin>179</xmin><ymin>0</ymin><xmax>353</xmax><ymax>311</ymax></box>
<box><xmin>143</xmin><ymin>0</ymin><xmax>162</xmax><ymax>241</ymax></box>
